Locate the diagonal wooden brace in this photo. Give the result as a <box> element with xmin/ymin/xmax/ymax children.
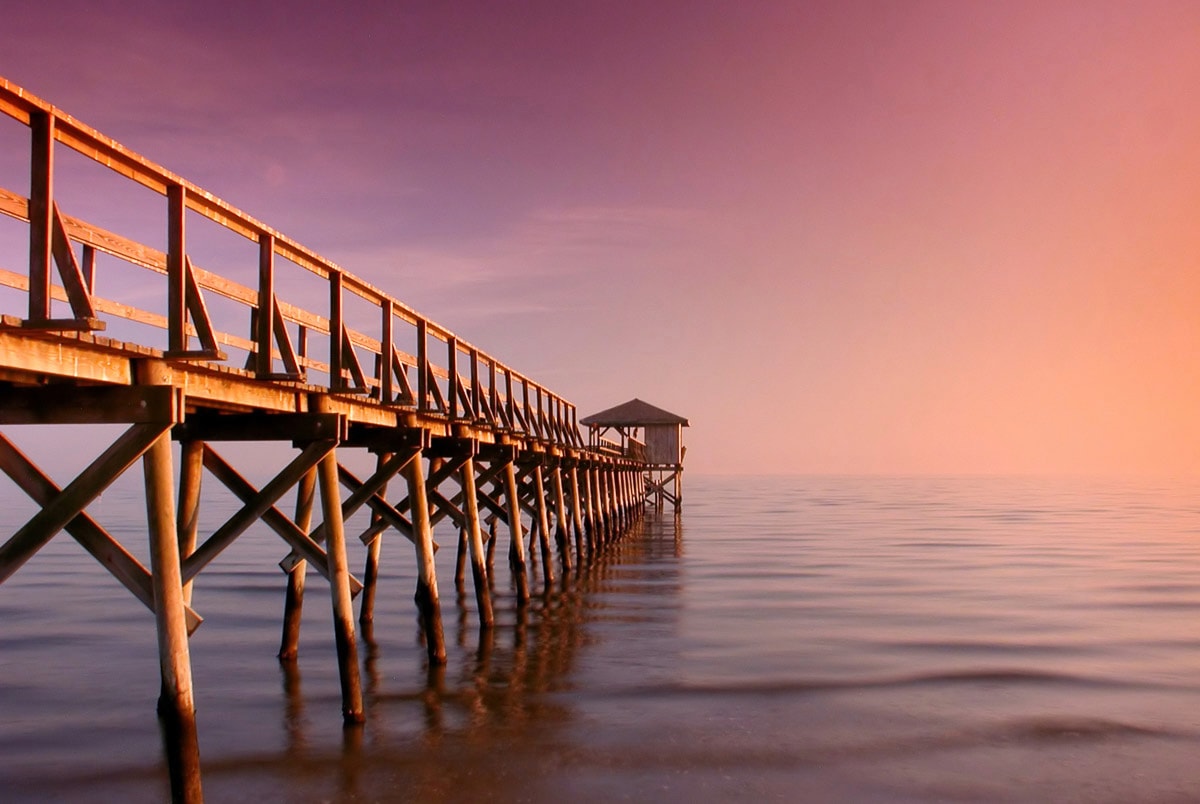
<box><xmin>0</xmin><ymin>432</ymin><xmax>202</xmax><ymax>633</ymax></box>
<box><xmin>0</xmin><ymin>422</ymin><xmax>168</xmax><ymax>584</ymax></box>
<box><xmin>307</xmin><ymin>448</ymin><xmax>420</xmax><ymax>549</ymax></box>
<box><xmin>200</xmin><ymin>444</ymin><xmax>362</xmax><ymax>594</ymax></box>
<box><xmin>183</xmin><ymin>441</ymin><xmax>334</xmax><ymax>581</ymax></box>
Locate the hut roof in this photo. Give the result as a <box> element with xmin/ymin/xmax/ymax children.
<box><xmin>579</xmin><ymin>398</ymin><xmax>689</xmax><ymax>427</ymax></box>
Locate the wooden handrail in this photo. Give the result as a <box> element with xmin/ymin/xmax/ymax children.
<box><xmin>0</xmin><ymin>76</ymin><xmax>588</xmax><ymax>446</ymax></box>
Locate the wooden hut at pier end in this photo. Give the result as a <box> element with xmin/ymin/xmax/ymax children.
<box><xmin>580</xmin><ymin>399</ymin><xmax>688</xmax><ymax>511</ymax></box>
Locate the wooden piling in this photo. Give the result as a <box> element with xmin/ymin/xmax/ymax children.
<box><xmin>502</xmin><ymin>458</ymin><xmax>530</xmax><ymax>603</ymax></box>
<box><xmin>568</xmin><ymin>465</ymin><xmax>585</xmax><ymax>568</ymax></box>
<box><xmin>404</xmin><ymin>454</ymin><xmax>447</xmax><ymax>665</ymax></box>
<box><xmin>358</xmin><ymin>452</ymin><xmax>390</xmax><ymax>624</ymax></box>
<box><xmin>532</xmin><ymin>464</ymin><xmax>554</xmax><ymax>590</ymax></box>
<box><xmin>175</xmin><ymin>439</ymin><xmax>202</xmax><ymax>607</ymax></box>
<box><xmin>597</xmin><ymin>467</ymin><xmax>611</xmax><ymax>545</ymax></box>
<box><xmin>585</xmin><ymin>465</ymin><xmax>600</xmax><ymax>552</ymax></box>
<box><xmin>137</xmin><ymin>361</ymin><xmax>202</xmax><ymax>803</ymax></box>
<box><xmin>551</xmin><ymin>464</ymin><xmax>571</xmax><ymax>576</ymax></box>
<box><xmin>454</xmin><ymin>524</ymin><xmax>468</xmax><ymax>591</ymax></box>
<box><xmin>486</xmin><ymin>516</ymin><xmax>498</xmax><ymax>572</ymax></box>
<box><xmin>279</xmin><ymin>467</ymin><xmax>316</xmax><ymax>659</ymax></box>
<box><xmin>312</xmin><ymin>412</ymin><xmax>365</xmax><ymax>723</ymax></box>
<box><xmin>459</xmin><ymin>455</ymin><xmax>494</xmax><ymax>628</ymax></box>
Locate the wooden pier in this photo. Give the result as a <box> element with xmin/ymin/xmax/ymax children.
<box><xmin>0</xmin><ymin>77</ymin><xmax>671</xmax><ymax>802</ymax></box>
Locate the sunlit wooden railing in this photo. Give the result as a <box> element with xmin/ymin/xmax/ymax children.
<box><xmin>0</xmin><ymin>76</ymin><xmax>584</xmax><ymax>448</ymax></box>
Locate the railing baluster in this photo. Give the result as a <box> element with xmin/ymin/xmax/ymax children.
<box><xmin>28</xmin><ymin>110</ymin><xmax>52</xmax><ymax>322</ymax></box>
<box><xmin>329</xmin><ymin>271</ymin><xmax>344</xmax><ymax>391</ymax></box>
<box><xmin>256</xmin><ymin>233</ymin><xmax>275</xmax><ymax>377</ymax></box>
<box><xmin>167</xmin><ymin>185</ymin><xmax>187</xmax><ymax>353</ymax></box>
<box><xmin>381</xmin><ymin>300</ymin><xmax>394</xmax><ymax>404</ymax></box>
<box><xmin>470</xmin><ymin>348</ymin><xmax>480</xmax><ymax>421</ymax></box>
<box><xmin>447</xmin><ymin>335</ymin><xmax>459</xmax><ymax>419</ymax></box>
<box><xmin>417</xmin><ymin>318</ymin><xmax>428</xmax><ymax>412</ymax></box>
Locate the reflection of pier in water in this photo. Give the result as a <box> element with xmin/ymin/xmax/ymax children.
<box><xmin>166</xmin><ymin>512</ymin><xmax>684</xmax><ymax>801</ymax></box>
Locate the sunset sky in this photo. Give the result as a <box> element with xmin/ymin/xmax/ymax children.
<box><xmin>2</xmin><ymin>1</ymin><xmax>1200</xmax><ymax>476</ymax></box>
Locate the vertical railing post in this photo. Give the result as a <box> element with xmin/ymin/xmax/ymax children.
<box><xmin>505</xmin><ymin>370</ymin><xmax>515</xmax><ymax>431</ymax></box>
<box><xmin>522</xmin><ymin>381</ymin><xmax>532</xmax><ymax>436</ymax></box>
<box><xmin>417</xmin><ymin>318</ymin><xmax>429</xmax><ymax>411</ymax></box>
<box><xmin>447</xmin><ymin>336</ymin><xmax>459</xmax><ymax>419</ymax></box>
<box><xmin>380</xmin><ymin>300</ymin><xmax>394</xmax><ymax>403</ymax></box>
<box><xmin>27</xmin><ymin>111</ymin><xmax>53</xmax><ymax>322</ymax></box>
<box><xmin>489</xmin><ymin>360</ymin><xmax>499</xmax><ymax>425</ymax></box>
<box><xmin>256</xmin><ymin>233</ymin><xmax>275</xmax><ymax>377</ymax></box>
<box><xmin>166</xmin><ymin>185</ymin><xmax>187</xmax><ymax>353</ymax></box>
<box><xmin>470</xmin><ymin>348</ymin><xmax>481</xmax><ymax>421</ymax></box>
<box><xmin>328</xmin><ymin>272</ymin><xmax>344</xmax><ymax>391</ymax></box>
<box><xmin>81</xmin><ymin>246</ymin><xmax>96</xmax><ymax>294</ymax></box>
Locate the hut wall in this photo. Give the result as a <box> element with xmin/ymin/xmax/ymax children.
<box><xmin>645</xmin><ymin>424</ymin><xmax>681</xmax><ymax>465</ymax></box>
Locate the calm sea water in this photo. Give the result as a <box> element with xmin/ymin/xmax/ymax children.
<box><xmin>4</xmin><ymin>473</ymin><xmax>1200</xmax><ymax>802</ymax></box>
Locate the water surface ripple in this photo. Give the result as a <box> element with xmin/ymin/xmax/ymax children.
<box><xmin>3</xmin><ymin>474</ymin><xmax>1200</xmax><ymax>801</ymax></box>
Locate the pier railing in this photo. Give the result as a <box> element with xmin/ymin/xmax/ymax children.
<box><xmin>0</xmin><ymin>77</ymin><xmax>582</xmax><ymax>447</ymax></box>
<box><xmin>596</xmin><ymin>435</ymin><xmax>647</xmax><ymax>462</ymax></box>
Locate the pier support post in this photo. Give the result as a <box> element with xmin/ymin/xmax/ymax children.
<box><xmin>459</xmin><ymin>455</ymin><xmax>494</xmax><ymax>628</ymax></box>
<box><xmin>404</xmin><ymin>454</ymin><xmax>447</xmax><ymax>664</ymax></box>
<box><xmin>585</xmin><ymin>465</ymin><xmax>599</xmax><ymax>558</ymax></box>
<box><xmin>502</xmin><ymin>457</ymin><xmax>530</xmax><ymax>603</ymax></box>
<box><xmin>532</xmin><ymin>464</ymin><xmax>553</xmax><ymax>590</ymax></box>
<box><xmin>568</xmin><ymin>465</ymin><xmax>585</xmax><ymax>569</ymax></box>
<box><xmin>617</xmin><ymin>469</ymin><xmax>628</xmax><ymax>532</ymax></box>
<box><xmin>358</xmin><ymin>452</ymin><xmax>390</xmax><ymax>624</ymax></box>
<box><xmin>605</xmin><ymin>467</ymin><xmax>615</xmax><ymax>544</ymax></box>
<box><xmin>551</xmin><ymin>464</ymin><xmax>571</xmax><ymax>576</ymax></box>
<box><xmin>586</xmin><ymin>466</ymin><xmax>600</xmax><ymax>553</ymax></box>
<box><xmin>625</xmin><ymin>469</ymin><xmax>633</xmax><ymax>525</ymax></box>
<box><xmin>598</xmin><ymin>468</ymin><xmax>611</xmax><ymax>545</ymax></box>
<box><xmin>313</xmin><ymin>417</ymin><xmax>364</xmax><ymax>723</ymax></box>
<box><xmin>137</xmin><ymin>361</ymin><xmax>202</xmax><ymax>803</ymax></box>
<box><xmin>279</xmin><ymin>467</ymin><xmax>316</xmax><ymax>659</ymax></box>
<box><xmin>176</xmin><ymin>439</ymin><xmax>202</xmax><ymax>607</ymax></box>
<box><xmin>628</xmin><ymin>470</ymin><xmax>637</xmax><ymax>524</ymax></box>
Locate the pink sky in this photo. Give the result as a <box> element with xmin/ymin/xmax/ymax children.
<box><xmin>2</xmin><ymin>1</ymin><xmax>1200</xmax><ymax>476</ymax></box>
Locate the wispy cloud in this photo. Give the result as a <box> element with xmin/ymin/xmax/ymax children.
<box><xmin>332</xmin><ymin>202</ymin><xmax>702</xmax><ymax>324</ymax></box>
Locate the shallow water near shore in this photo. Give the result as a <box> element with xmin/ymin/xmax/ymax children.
<box><xmin>4</xmin><ymin>473</ymin><xmax>1200</xmax><ymax>801</ymax></box>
